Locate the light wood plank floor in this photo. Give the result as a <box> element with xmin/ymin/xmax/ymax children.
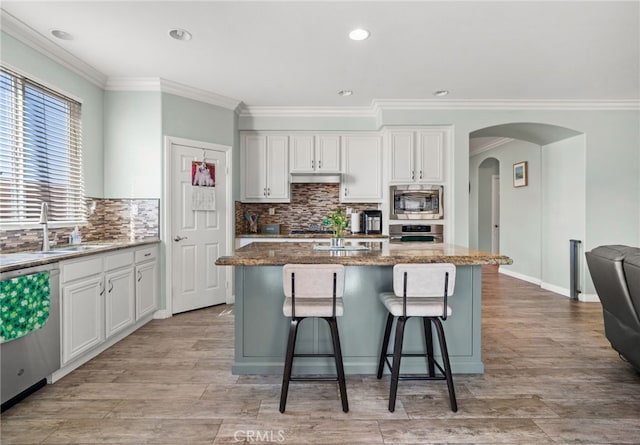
<box><xmin>2</xmin><ymin>267</ymin><xmax>640</xmax><ymax>444</ymax></box>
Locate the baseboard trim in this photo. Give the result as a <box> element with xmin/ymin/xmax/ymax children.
<box><xmin>541</xmin><ymin>282</ymin><xmax>570</xmax><ymax>297</ymax></box>
<box><xmin>153</xmin><ymin>309</ymin><xmax>172</xmax><ymax>319</ymax></box>
<box><xmin>579</xmin><ymin>293</ymin><xmax>600</xmax><ymax>303</ymax></box>
<box><xmin>498</xmin><ymin>267</ymin><xmax>541</xmax><ymax>285</ymax></box>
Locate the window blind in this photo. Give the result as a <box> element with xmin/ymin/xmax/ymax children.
<box><xmin>0</xmin><ymin>67</ymin><xmax>85</xmax><ymax>224</ymax></box>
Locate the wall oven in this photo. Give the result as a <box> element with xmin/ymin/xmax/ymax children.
<box><xmin>390</xmin><ymin>184</ymin><xmax>443</xmax><ymax>220</ymax></box>
<box><xmin>390</xmin><ymin>224</ymin><xmax>444</xmax><ymax>243</ymax></box>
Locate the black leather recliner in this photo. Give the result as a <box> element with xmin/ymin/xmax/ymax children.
<box><xmin>585</xmin><ymin>245</ymin><xmax>640</xmax><ymax>371</ymax></box>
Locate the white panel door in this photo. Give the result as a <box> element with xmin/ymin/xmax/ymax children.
<box><xmin>171</xmin><ymin>143</ymin><xmax>228</xmax><ymax>314</ymax></box>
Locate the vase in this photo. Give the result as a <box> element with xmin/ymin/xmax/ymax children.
<box><xmin>330</xmin><ymin>237</ymin><xmax>344</xmax><ymax>248</ymax></box>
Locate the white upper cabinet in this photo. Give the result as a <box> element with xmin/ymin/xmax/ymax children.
<box><xmin>289</xmin><ymin>135</ymin><xmax>340</xmax><ymax>173</ymax></box>
<box><xmin>340</xmin><ymin>134</ymin><xmax>383</xmax><ymax>203</ymax></box>
<box><xmin>388</xmin><ymin>128</ymin><xmax>447</xmax><ymax>184</ymax></box>
<box><xmin>241</xmin><ymin>133</ymin><xmax>290</xmax><ymax>202</ymax></box>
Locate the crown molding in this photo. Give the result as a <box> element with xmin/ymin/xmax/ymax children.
<box><xmin>372</xmin><ymin>99</ymin><xmax>640</xmax><ymax>111</ymax></box>
<box><xmin>104</xmin><ymin>77</ymin><xmax>162</xmax><ymax>91</ymax></box>
<box><xmin>469</xmin><ymin>137</ymin><xmax>515</xmax><ymax>157</ymax></box>
<box><xmin>239</xmin><ymin>98</ymin><xmax>640</xmax><ymax>119</ymax></box>
<box><xmin>1</xmin><ymin>10</ymin><xmax>107</xmax><ymax>88</ymax></box>
<box><xmin>105</xmin><ymin>77</ymin><xmax>241</xmax><ymax>111</ymax></box>
<box><xmin>160</xmin><ymin>79</ymin><xmax>241</xmax><ymax>111</ymax></box>
<box><xmin>238</xmin><ymin>105</ymin><xmax>377</xmax><ymax>118</ymax></box>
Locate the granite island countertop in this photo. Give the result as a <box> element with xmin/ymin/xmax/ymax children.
<box><xmin>216</xmin><ymin>241</ymin><xmax>512</xmax><ymax>267</ymax></box>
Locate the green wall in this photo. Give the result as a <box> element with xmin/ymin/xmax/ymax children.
<box><xmin>104</xmin><ymin>91</ymin><xmax>162</xmax><ymax>198</ymax></box>
<box><xmin>1</xmin><ymin>32</ymin><xmax>105</xmax><ymax>198</ymax></box>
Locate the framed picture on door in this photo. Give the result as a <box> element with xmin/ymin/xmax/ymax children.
<box><xmin>513</xmin><ymin>161</ymin><xmax>528</xmax><ymax>187</ymax></box>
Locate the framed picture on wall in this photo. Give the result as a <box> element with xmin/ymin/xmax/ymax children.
<box><xmin>513</xmin><ymin>161</ymin><xmax>528</xmax><ymax>187</ymax></box>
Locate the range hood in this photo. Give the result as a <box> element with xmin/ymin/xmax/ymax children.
<box><xmin>290</xmin><ymin>172</ymin><xmax>341</xmax><ymax>183</ymax></box>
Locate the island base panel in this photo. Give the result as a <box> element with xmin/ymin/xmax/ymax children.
<box><xmin>233</xmin><ymin>265</ymin><xmax>483</xmax><ymax>374</ymax></box>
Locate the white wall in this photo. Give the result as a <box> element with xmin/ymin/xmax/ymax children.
<box><xmin>541</xmin><ymin>135</ymin><xmax>586</xmax><ymax>295</ymax></box>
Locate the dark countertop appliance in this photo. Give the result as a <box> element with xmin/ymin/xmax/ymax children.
<box><xmin>362</xmin><ymin>210</ymin><xmax>382</xmax><ymax>234</ymax></box>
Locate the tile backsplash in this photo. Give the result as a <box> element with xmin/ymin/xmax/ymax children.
<box><xmin>235</xmin><ymin>183</ymin><xmax>378</xmax><ymax>234</ymax></box>
<box><xmin>0</xmin><ymin>198</ymin><xmax>159</xmax><ymax>253</ymax></box>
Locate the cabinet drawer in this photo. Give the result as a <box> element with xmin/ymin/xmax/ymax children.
<box><xmin>61</xmin><ymin>257</ymin><xmax>102</xmax><ymax>283</ymax></box>
<box><xmin>104</xmin><ymin>250</ymin><xmax>134</xmax><ymax>271</ymax></box>
<box><xmin>135</xmin><ymin>246</ymin><xmax>158</xmax><ymax>263</ymax></box>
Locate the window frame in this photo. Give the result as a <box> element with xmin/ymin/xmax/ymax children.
<box><xmin>0</xmin><ymin>65</ymin><xmax>86</xmax><ymax>229</ymax></box>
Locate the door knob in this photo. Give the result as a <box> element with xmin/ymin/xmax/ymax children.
<box><xmin>174</xmin><ymin>235</ymin><xmax>188</xmax><ymax>242</ymax></box>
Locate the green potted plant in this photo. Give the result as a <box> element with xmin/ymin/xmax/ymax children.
<box><xmin>323</xmin><ymin>207</ymin><xmax>350</xmax><ymax>247</ymax></box>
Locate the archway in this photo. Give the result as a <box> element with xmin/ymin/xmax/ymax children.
<box><xmin>469</xmin><ymin>123</ymin><xmax>586</xmax><ymax>299</ymax></box>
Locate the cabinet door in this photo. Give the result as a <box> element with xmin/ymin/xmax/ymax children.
<box><xmin>388</xmin><ymin>131</ymin><xmax>416</xmax><ymax>183</ymax></box>
<box><xmin>242</xmin><ymin>134</ymin><xmax>268</xmax><ymax>200</ymax></box>
<box><xmin>105</xmin><ymin>268</ymin><xmax>135</xmax><ymax>339</ymax></box>
<box><xmin>61</xmin><ymin>275</ymin><xmax>104</xmax><ymax>364</ymax></box>
<box><xmin>341</xmin><ymin>135</ymin><xmax>383</xmax><ymax>202</ymax></box>
<box><xmin>265</xmin><ymin>135</ymin><xmax>290</xmax><ymax>201</ymax></box>
<box><xmin>417</xmin><ymin>130</ymin><xmax>445</xmax><ymax>183</ymax></box>
<box><xmin>316</xmin><ymin>135</ymin><xmax>341</xmax><ymax>173</ymax></box>
<box><xmin>136</xmin><ymin>260</ymin><xmax>158</xmax><ymax>320</ymax></box>
<box><xmin>289</xmin><ymin>135</ymin><xmax>315</xmax><ymax>173</ymax></box>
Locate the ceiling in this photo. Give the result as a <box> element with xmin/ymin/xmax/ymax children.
<box><xmin>1</xmin><ymin>1</ymin><xmax>639</xmax><ymax>110</ymax></box>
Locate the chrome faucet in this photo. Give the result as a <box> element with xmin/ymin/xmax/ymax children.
<box><xmin>39</xmin><ymin>202</ymin><xmax>49</xmax><ymax>252</ymax></box>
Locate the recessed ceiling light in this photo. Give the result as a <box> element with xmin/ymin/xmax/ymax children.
<box><xmin>169</xmin><ymin>28</ymin><xmax>192</xmax><ymax>41</ymax></box>
<box><xmin>433</xmin><ymin>90</ymin><xmax>450</xmax><ymax>97</ymax></box>
<box><xmin>338</xmin><ymin>90</ymin><xmax>353</xmax><ymax>97</ymax></box>
<box><xmin>50</xmin><ymin>29</ymin><xmax>74</xmax><ymax>41</ymax></box>
<box><xmin>349</xmin><ymin>28</ymin><xmax>370</xmax><ymax>41</ymax></box>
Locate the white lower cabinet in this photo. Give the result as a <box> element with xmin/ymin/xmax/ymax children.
<box><xmin>134</xmin><ymin>246</ymin><xmax>158</xmax><ymax>320</ymax></box>
<box><xmin>61</xmin><ymin>273</ymin><xmax>104</xmax><ymax>364</ymax></box>
<box><xmin>59</xmin><ymin>244</ymin><xmax>158</xmax><ymax>371</ymax></box>
<box><xmin>104</xmin><ymin>266</ymin><xmax>135</xmax><ymax>339</ymax></box>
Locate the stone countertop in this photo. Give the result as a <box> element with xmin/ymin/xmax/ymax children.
<box><xmin>215</xmin><ymin>241</ymin><xmax>513</xmax><ymax>266</ymax></box>
<box><xmin>237</xmin><ymin>233</ymin><xmax>388</xmax><ymax>239</ymax></box>
<box><xmin>0</xmin><ymin>239</ymin><xmax>160</xmax><ymax>273</ymax></box>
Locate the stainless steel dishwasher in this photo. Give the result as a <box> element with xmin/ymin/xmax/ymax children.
<box><xmin>1</xmin><ymin>263</ymin><xmax>60</xmax><ymax>411</ymax></box>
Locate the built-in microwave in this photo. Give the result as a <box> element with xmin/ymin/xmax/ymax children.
<box><xmin>390</xmin><ymin>185</ymin><xmax>443</xmax><ymax>220</ymax></box>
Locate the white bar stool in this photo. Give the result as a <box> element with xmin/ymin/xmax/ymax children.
<box><xmin>280</xmin><ymin>264</ymin><xmax>348</xmax><ymax>413</ymax></box>
<box><xmin>376</xmin><ymin>263</ymin><xmax>458</xmax><ymax>412</ymax></box>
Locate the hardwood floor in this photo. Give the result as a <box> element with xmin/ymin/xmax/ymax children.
<box><xmin>3</xmin><ymin>267</ymin><xmax>640</xmax><ymax>444</ymax></box>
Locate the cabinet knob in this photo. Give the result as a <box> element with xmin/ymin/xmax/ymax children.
<box><xmin>267</xmin><ymin>187</ymin><xmax>271</xmax><ymax>196</ymax></box>
<box><xmin>419</xmin><ymin>170</ymin><xmax>423</xmax><ymax>179</ymax></box>
<box><xmin>318</xmin><ymin>160</ymin><xmax>322</xmax><ymax>169</ymax></box>
<box><xmin>137</xmin><ymin>271</ymin><xmax>142</xmax><ymax>282</ymax></box>
<box><xmin>108</xmin><ymin>281</ymin><xmax>114</xmax><ymax>293</ymax></box>
<box><xmin>311</xmin><ymin>160</ymin><xmax>315</xmax><ymax>169</ymax></box>
<box><xmin>411</xmin><ymin>171</ymin><xmax>415</xmax><ymax>180</ymax></box>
